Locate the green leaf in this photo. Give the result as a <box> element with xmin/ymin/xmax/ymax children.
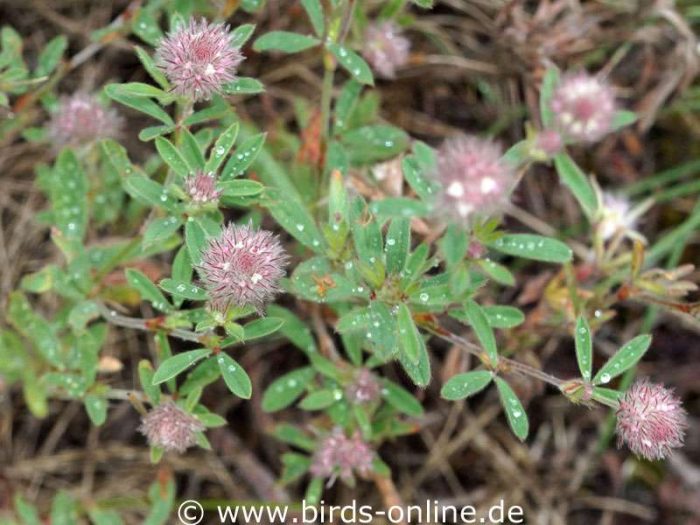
<box><xmin>155</xmin><ymin>136</ymin><xmax>191</xmax><ymax>178</ymax></box>
<box><xmin>281</xmin><ymin>453</ymin><xmax>312</xmax><ymax>483</ymax></box>
<box><xmin>216</xmin><ymin>353</ymin><xmax>252</xmax><ymax>398</ymax></box>
<box><xmin>327</xmin><ymin>43</ymin><xmax>374</xmax><ymax>85</ymax></box>
<box><xmin>334</xmin><ymin>80</ymin><xmax>362</xmax><ymax>134</ymax></box>
<box><xmin>68</xmin><ymin>300</ymin><xmax>101</xmax><ymax>334</ymax></box>
<box><xmin>593</xmin><ymin>334</ymin><xmax>652</xmax><ymax>386</ymax></box>
<box><xmin>495</xmin><ymin>377</ymin><xmax>529</xmax><ymax>441</ymax></box>
<box><xmin>365</xmin><ymin>302</ymin><xmax>398</xmax><ymax>360</ymax></box>
<box><xmin>34</xmin><ymin>35</ymin><xmax>67</xmax><ymax>77</ymax></box>
<box><xmin>341</xmin><ymin>124</ymin><xmax>409</xmax><ymax>165</ymax></box>
<box><xmin>222</xmin><ymin>77</ymin><xmax>265</xmax><ymax>95</ymax></box>
<box><xmin>385</xmin><ymin>218</ymin><xmax>411</xmax><ymax>274</ymax></box>
<box><xmin>489</xmin><ymin>234</ymin><xmax>572</xmax><ymax>263</ymax></box>
<box><xmin>21</xmin><ymin>265</ymin><xmax>57</xmax><ymax>293</ymax></box>
<box><xmin>22</xmin><ymin>370</ymin><xmax>48</xmax><ymax>418</ymax></box>
<box><xmin>132</xmin><ymin>9</ymin><xmax>163</xmax><ymax>46</ymax></box>
<box><xmin>159</xmin><ymin>278</ymin><xmax>207</xmax><ymax>301</ymax></box>
<box><xmin>592</xmin><ymin>387</ymin><xmax>623</xmax><ymax>405</ymax></box>
<box><xmin>274</xmin><ymin>424</ymin><xmax>316</xmax><ymax>450</ymax></box>
<box><xmin>539</xmin><ymin>67</ymin><xmax>560</xmax><ymax>128</ymax></box>
<box><xmin>574</xmin><ymin>316</ymin><xmax>593</xmax><ymax>381</ymax></box>
<box><xmin>402</xmin><ymin>155</ymin><xmax>439</xmax><ymax>201</ymax></box>
<box><xmin>412</xmin><ymin>0</ymin><xmax>434</xmax><ymax>7</ymax></box>
<box><xmin>50</xmin><ymin>492</ymin><xmax>78</xmax><ymax>525</ymax></box>
<box><xmin>142</xmin><ymin>216</ymin><xmax>181</xmax><ymax>246</ymax></box>
<box><xmin>441</xmin><ymin>370</ymin><xmax>493</xmax><ymax>400</ymax></box>
<box><xmin>397</xmin><ymin>303</ymin><xmax>422</xmax><ymax>363</ymax></box>
<box><xmin>84</xmin><ymin>394</ymin><xmax>108</xmax><ymax>426</ymax></box>
<box><xmin>261</xmin><ymin>367</ymin><xmax>315</xmax><ymax>412</ymax></box>
<box><xmin>109</xmin><ymin>82</ymin><xmax>168</xmax><ymax>99</ymax></box>
<box><xmin>134</xmin><ymin>46</ymin><xmax>169</xmax><ymax>89</ymax></box>
<box><xmin>267</xmin><ymin>192</ymin><xmax>325</xmax><ymax>252</ymax></box>
<box><xmin>369</xmin><ymin>197</ymin><xmax>430</xmax><ymax>219</ymax></box>
<box><xmin>301</xmin><ymin>0</ymin><xmax>324</xmax><ymax>36</ymax></box>
<box><xmin>398</xmin><ymin>337</ymin><xmax>431</xmax><ymax>388</ymax></box>
<box><xmin>125</xmin><ymin>268</ymin><xmax>173</xmax><ymax>312</ymax></box>
<box><xmin>461</xmin><ymin>300</ymin><xmax>498</xmax><ymax>366</ymax></box>
<box><xmin>481</xmin><ymin>305</ymin><xmax>525</xmax><ymax>329</ymax></box>
<box><xmin>218</xmin><ymin>179</ymin><xmax>264</xmax><ymax>197</ymax></box>
<box><xmin>52</xmin><ymin>149</ymin><xmax>88</xmax><ymax>241</ymax></box>
<box><xmin>138</xmin><ymin>360</ymin><xmax>161</xmax><ymax>404</ymax></box>
<box><xmin>611</xmin><ymin>110</ymin><xmax>637</xmax><ymax>131</ymax></box>
<box><xmin>179</xmin><ymin>128</ymin><xmax>205</xmax><ymax>170</ymax></box>
<box><xmin>8</xmin><ymin>291</ymin><xmax>63</xmax><ymax>368</ymax></box>
<box><xmin>267</xmin><ymin>305</ymin><xmax>317</xmax><ymax>354</ymax></box>
<box><xmin>300</xmin><ymin>389</ymin><xmax>339</xmax><ymax>410</ymax></box>
<box><xmin>253</xmin><ymin>31</ymin><xmax>320</xmax><ymax>53</ymax></box>
<box><xmin>104</xmin><ymin>84</ymin><xmax>173</xmax><ymax>125</ymax></box>
<box><xmin>14</xmin><ymin>495</ymin><xmax>41</xmax><ymax>525</ymax></box>
<box><xmin>476</xmin><ymin>258</ymin><xmax>515</xmax><ymax>286</ymax></box>
<box><xmin>554</xmin><ymin>153</ymin><xmax>598</xmax><ymax>220</ymax></box>
<box><xmin>185</xmin><ymin>219</ymin><xmax>209</xmax><ymax>264</ymax></box>
<box><xmin>87</xmin><ymin>508</ymin><xmax>124</xmax><ymax>525</ymax></box>
<box><xmin>139</xmin><ymin>125</ymin><xmax>175</xmax><ymax>141</ymax></box>
<box><xmin>230</xmin><ymin>24</ymin><xmax>256</xmax><ymax>48</ymax></box>
<box><xmin>244</xmin><ymin>317</ymin><xmax>284</xmax><ymax>341</ymax></box>
<box><xmin>124</xmin><ymin>174</ymin><xmax>179</xmax><ymax>212</ymax></box>
<box><xmin>152</xmin><ymin>349</ymin><xmax>212</xmax><ymax>385</ymax></box>
<box><xmin>204</xmin><ymin>122</ymin><xmax>239</xmax><ymax>173</ymax></box>
<box><xmin>380</xmin><ymin>379</ymin><xmax>424</xmax><ymax>417</ymax></box>
<box><xmin>221</xmin><ymin>133</ymin><xmax>266</xmax><ymax>180</ymax></box>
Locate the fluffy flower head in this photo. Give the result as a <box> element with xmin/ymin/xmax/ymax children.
<box><xmin>598</xmin><ymin>193</ymin><xmax>635</xmax><ymax>240</ymax></box>
<box><xmin>551</xmin><ymin>72</ymin><xmax>616</xmax><ymax>143</ymax></box>
<box><xmin>310</xmin><ymin>429</ymin><xmax>374</xmax><ymax>483</ymax></box>
<box><xmin>156</xmin><ymin>18</ymin><xmax>244</xmax><ymax>101</ymax></box>
<box><xmin>362</xmin><ymin>22</ymin><xmax>410</xmax><ymax>79</ymax></box>
<box><xmin>48</xmin><ymin>92</ymin><xmax>122</xmax><ymax>147</ymax></box>
<box><xmin>197</xmin><ymin>223</ymin><xmax>288</xmax><ymax>313</ymax></box>
<box><xmin>615</xmin><ymin>379</ymin><xmax>687</xmax><ymax>461</ymax></box>
<box><xmin>185</xmin><ymin>171</ymin><xmax>220</xmax><ymax>204</ymax></box>
<box><xmin>139</xmin><ymin>402</ymin><xmax>204</xmax><ymax>453</ymax></box>
<box><xmin>434</xmin><ymin>135</ymin><xmax>513</xmax><ymax>224</ymax></box>
<box><xmin>345</xmin><ymin>369</ymin><xmax>381</xmax><ymax>405</ymax></box>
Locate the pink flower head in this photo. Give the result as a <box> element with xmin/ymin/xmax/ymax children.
<box><xmin>197</xmin><ymin>223</ymin><xmax>288</xmax><ymax>313</ymax></box>
<box><xmin>615</xmin><ymin>379</ymin><xmax>687</xmax><ymax>461</ymax></box>
<box><xmin>48</xmin><ymin>92</ymin><xmax>123</xmax><ymax>147</ymax></box>
<box><xmin>156</xmin><ymin>18</ymin><xmax>244</xmax><ymax>102</ymax></box>
<box><xmin>345</xmin><ymin>369</ymin><xmax>381</xmax><ymax>404</ymax></box>
<box><xmin>362</xmin><ymin>21</ymin><xmax>410</xmax><ymax>79</ymax></box>
<box><xmin>434</xmin><ymin>135</ymin><xmax>513</xmax><ymax>224</ymax></box>
<box><xmin>550</xmin><ymin>72</ymin><xmax>616</xmax><ymax>143</ymax></box>
<box><xmin>310</xmin><ymin>429</ymin><xmax>374</xmax><ymax>483</ymax></box>
<box><xmin>185</xmin><ymin>171</ymin><xmax>220</xmax><ymax>204</ymax></box>
<box><xmin>139</xmin><ymin>402</ymin><xmax>204</xmax><ymax>453</ymax></box>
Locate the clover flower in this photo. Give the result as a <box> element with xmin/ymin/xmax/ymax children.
<box><xmin>550</xmin><ymin>72</ymin><xmax>616</xmax><ymax>143</ymax></box>
<box><xmin>595</xmin><ymin>191</ymin><xmax>651</xmax><ymax>244</ymax></box>
<box><xmin>185</xmin><ymin>171</ymin><xmax>220</xmax><ymax>204</ymax></box>
<box><xmin>615</xmin><ymin>379</ymin><xmax>687</xmax><ymax>461</ymax></box>
<box><xmin>362</xmin><ymin>21</ymin><xmax>410</xmax><ymax>79</ymax></box>
<box><xmin>156</xmin><ymin>18</ymin><xmax>244</xmax><ymax>101</ymax></box>
<box><xmin>48</xmin><ymin>92</ymin><xmax>123</xmax><ymax>147</ymax></box>
<box><xmin>310</xmin><ymin>429</ymin><xmax>375</xmax><ymax>484</ymax></box>
<box><xmin>139</xmin><ymin>402</ymin><xmax>204</xmax><ymax>453</ymax></box>
<box><xmin>345</xmin><ymin>369</ymin><xmax>381</xmax><ymax>405</ymax></box>
<box><xmin>197</xmin><ymin>223</ymin><xmax>288</xmax><ymax>313</ymax></box>
<box><xmin>434</xmin><ymin>135</ymin><xmax>513</xmax><ymax>224</ymax></box>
